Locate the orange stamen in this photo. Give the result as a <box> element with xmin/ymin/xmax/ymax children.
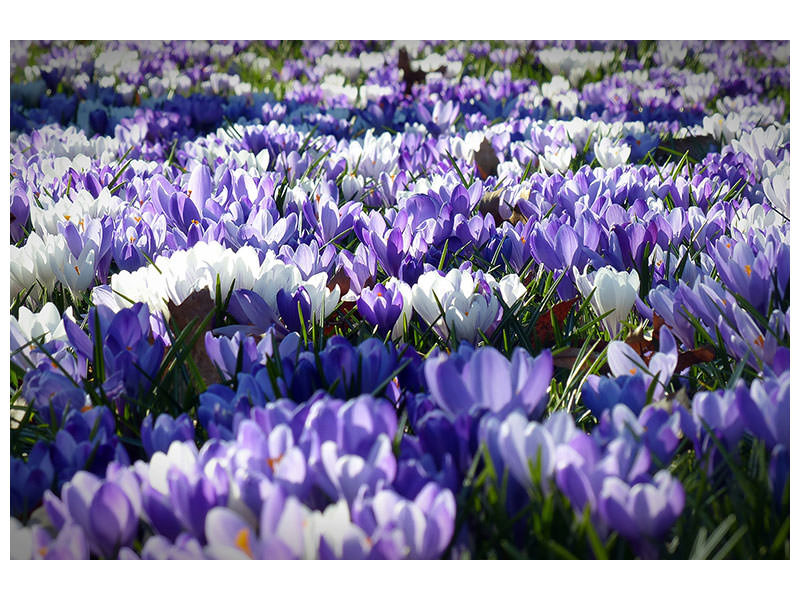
<box><xmin>235</xmin><ymin>528</ymin><xmax>254</xmax><ymax>559</ymax></box>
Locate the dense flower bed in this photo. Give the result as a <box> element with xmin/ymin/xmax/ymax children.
<box><xmin>9</xmin><ymin>40</ymin><xmax>789</xmax><ymax>559</ymax></box>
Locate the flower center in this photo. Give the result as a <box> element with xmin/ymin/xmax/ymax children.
<box><xmin>266</xmin><ymin>454</ymin><xmax>284</xmax><ymax>471</ymax></box>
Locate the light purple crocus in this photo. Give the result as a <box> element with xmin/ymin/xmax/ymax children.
<box><xmin>424</xmin><ymin>345</ymin><xmax>553</xmax><ymax>420</ymax></box>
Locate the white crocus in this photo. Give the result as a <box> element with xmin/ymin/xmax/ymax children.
<box><xmin>302</xmin><ymin>272</ymin><xmax>341</xmax><ymax>325</ymax></box>
<box><xmin>538</xmin><ymin>145</ymin><xmax>575</xmax><ymax>174</ymax></box>
<box><xmin>593</xmin><ymin>137</ymin><xmax>631</xmax><ymax>169</ymax></box>
<box><xmin>108</xmin><ymin>242</ymin><xmax>339</xmax><ymax>326</ymax></box>
<box><xmin>762</xmin><ymin>161</ymin><xmax>789</xmax><ymax>217</ymax></box>
<box><xmin>730</xmin><ymin>203</ymin><xmax>785</xmax><ymax>244</ymax></box>
<box><xmin>11</xmin><ymin>303</ymin><xmax>72</xmax><ymax>346</ymax></box>
<box><xmin>573</xmin><ymin>265</ymin><xmax>640</xmax><ymax>337</ymax></box>
<box><xmin>730</xmin><ymin>125</ymin><xmax>786</xmax><ymax>173</ymax></box>
<box><xmin>497</xmin><ymin>273</ymin><xmax>528</xmax><ymax>309</ymax></box>
<box><xmin>386</xmin><ymin>278</ymin><xmax>413</xmax><ymax>341</ymax></box>
<box><xmin>59</xmin><ymin>245</ymin><xmax>97</xmax><ymax>297</ymax></box>
<box><xmin>10</xmin><ymin>243</ymin><xmax>38</xmax><ymax>300</ymax></box>
<box><xmin>411</xmin><ymin>269</ymin><xmax>500</xmax><ymax>343</ymax></box>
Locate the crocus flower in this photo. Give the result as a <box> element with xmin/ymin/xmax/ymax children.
<box><xmin>11</xmin><ymin>441</ymin><xmax>54</xmax><ymax>518</ymax></box>
<box><xmin>141</xmin><ymin>413</ymin><xmax>196</xmax><ymax>459</ymax></box>
<box><xmin>424</xmin><ymin>345</ymin><xmax>552</xmax><ymax>419</ymax></box>
<box><xmin>734</xmin><ymin>372</ymin><xmax>789</xmax><ymax>450</ymax></box>
<box><xmin>411</xmin><ymin>268</ymin><xmax>500</xmax><ymax>343</ymax></box>
<box><xmin>574</xmin><ymin>265</ymin><xmax>640</xmax><ymax>337</ymax></box>
<box><xmin>606</xmin><ymin>327</ymin><xmax>678</xmax><ymax>401</ymax></box>
<box><xmin>11</xmin><ymin>519</ymin><xmax>89</xmax><ymax>560</ymax></box>
<box><xmin>58</xmin><ymin>469</ymin><xmax>140</xmax><ymax>558</ymax></box>
<box><xmin>593</xmin><ymin>136</ymin><xmax>631</xmax><ymax>169</ymax></box>
<box><xmin>357</xmin><ymin>279</ymin><xmax>411</xmax><ymax>339</ymax></box>
<box><xmin>495</xmin><ymin>412</ymin><xmax>557</xmax><ymax>489</ymax></box>
<box><xmin>581</xmin><ymin>374</ymin><xmax>648</xmax><ymax>417</ymax></box>
<box><xmin>597</xmin><ymin>470</ymin><xmax>684</xmax><ymax>550</ymax></box>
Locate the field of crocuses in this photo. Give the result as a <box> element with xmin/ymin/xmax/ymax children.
<box><xmin>9</xmin><ymin>40</ymin><xmax>789</xmax><ymax>560</ymax></box>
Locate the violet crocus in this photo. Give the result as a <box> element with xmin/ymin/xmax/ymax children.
<box><xmin>141</xmin><ymin>413</ymin><xmax>196</xmax><ymax>459</ymax></box>
<box><xmin>581</xmin><ymin>373</ymin><xmax>648</xmax><ymax>417</ymax></box>
<box><xmin>424</xmin><ymin>345</ymin><xmax>553</xmax><ymax>420</ymax></box>
<box><xmin>350</xmin><ymin>482</ymin><xmax>457</xmax><ymax>559</ymax></box>
<box><xmin>709</xmin><ymin>236</ymin><xmax>772</xmax><ymax>316</ymax></box>
<box><xmin>22</xmin><ymin>369</ymin><xmax>87</xmax><ymax>427</ymax></box>
<box><xmin>494</xmin><ymin>412</ymin><xmax>557</xmax><ymax>489</ymax></box>
<box><xmin>606</xmin><ymin>326</ymin><xmax>678</xmax><ymax>401</ymax></box>
<box><xmin>357</xmin><ymin>280</ymin><xmax>411</xmax><ymax>339</ymax></box>
<box><xmin>204</xmin><ymin>330</ymin><xmax>259</xmax><ymax>380</ymax></box>
<box><xmin>11</xmin><ymin>441</ymin><xmax>54</xmax><ymax>518</ymax></box>
<box><xmin>734</xmin><ymin>372</ymin><xmax>789</xmax><ymax>451</ymax></box>
<box><xmin>11</xmin><ymin>519</ymin><xmax>90</xmax><ymax>560</ymax></box>
<box><xmin>56</xmin><ymin>469</ymin><xmax>140</xmax><ymax>558</ymax></box>
<box><xmin>597</xmin><ymin>470</ymin><xmax>685</xmax><ymax>553</ymax></box>
<box><xmin>276</xmin><ymin>286</ymin><xmax>313</xmax><ymax>334</ymax></box>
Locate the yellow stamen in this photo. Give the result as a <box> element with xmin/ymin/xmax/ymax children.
<box><xmin>235</xmin><ymin>528</ymin><xmax>254</xmax><ymax>559</ymax></box>
<box><xmin>187</xmin><ymin>190</ymin><xmax>192</xmax><ymax>197</ymax></box>
<box><xmin>191</xmin><ymin>219</ymin><xmax>200</xmax><ymax>225</ymax></box>
<box><xmin>38</xmin><ymin>546</ymin><xmax>48</xmax><ymax>557</ymax></box>
<box><xmin>744</xmin><ymin>265</ymin><xmax>752</xmax><ymax>276</ymax></box>
<box><xmin>754</xmin><ymin>335</ymin><xmax>765</xmax><ymax>348</ymax></box>
<box><xmin>64</xmin><ymin>215</ymin><xmax>71</xmax><ymax>221</ymax></box>
<box><xmin>629</xmin><ymin>368</ymin><xmax>637</xmax><ymax>375</ymax></box>
<box><xmin>74</xmin><ymin>265</ymin><xmax>80</xmax><ymax>275</ymax></box>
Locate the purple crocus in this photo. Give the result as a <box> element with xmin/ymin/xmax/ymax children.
<box><xmin>734</xmin><ymin>372</ymin><xmax>789</xmax><ymax>450</ymax></box>
<box><xmin>11</xmin><ymin>441</ymin><xmax>54</xmax><ymax>518</ymax></box>
<box><xmin>597</xmin><ymin>470</ymin><xmax>685</xmax><ymax>553</ymax></box>
<box><xmin>606</xmin><ymin>327</ymin><xmax>678</xmax><ymax>401</ymax></box>
<box><xmin>204</xmin><ymin>331</ymin><xmax>259</xmax><ymax>380</ymax></box>
<box><xmin>357</xmin><ymin>282</ymin><xmax>405</xmax><ymax>337</ymax></box>
<box><xmin>141</xmin><ymin>413</ymin><xmax>196</xmax><ymax>459</ymax></box>
<box><xmin>57</xmin><ymin>469</ymin><xmax>141</xmax><ymax>558</ymax></box>
<box><xmin>581</xmin><ymin>373</ymin><xmax>647</xmax><ymax>417</ymax></box>
<box><xmin>424</xmin><ymin>345</ymin><xmax>553</xmax><ymax>420</ymax></box>
<box><xmin>276</xmin><ymin>286</ymin><xmax>313</xmax><ymax>334</ymax></box>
